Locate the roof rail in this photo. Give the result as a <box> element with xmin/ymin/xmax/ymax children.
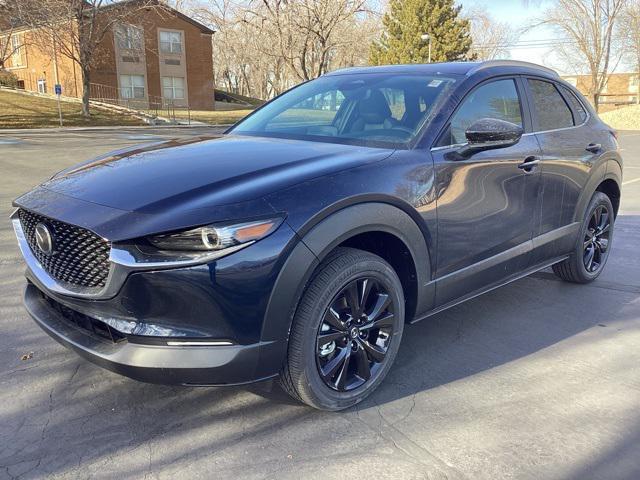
<box><xmin>467</xmin><ymin>60</ymin><xmax>559</xmax><ymax>77</ymax></box>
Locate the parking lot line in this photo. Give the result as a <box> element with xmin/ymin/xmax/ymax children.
<box><xmin>622</xmin><ymin>177</ymin><xmax>640</xmax><ymax>186</ymax></box>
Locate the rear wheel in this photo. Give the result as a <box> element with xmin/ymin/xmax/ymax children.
<box><xmin>552</xmin><ymin>191</ymin><xmax>614</xmax><ymax>283</ymax></box>
<box><xmin>280</xmin><ymin>247</ymin><xmax>404</xmax><ymax>410</ymax></box>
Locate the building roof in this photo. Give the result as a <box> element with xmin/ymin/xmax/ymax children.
<box><xmin>100</xmin><ymin>0</ymin><xmax>215</xmax><ymax>35</ymax></box>
<box><xmin>0</xmin><ymin>0</ymin><xmax>215</xmax><ymax>35</ymax></box>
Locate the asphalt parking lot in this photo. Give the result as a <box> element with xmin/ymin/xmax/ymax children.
<box><xmin>1</xmin><ymin>128</ymin><xmax>640</xmax><ymax>480</ymax></box>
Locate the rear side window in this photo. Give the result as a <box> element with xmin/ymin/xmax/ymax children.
<box><xmin>559</xmin><ymin>85</ymin><xmax>588</xmax><ymax>124</ymax></box>
<box><xmin>442</xmin><ymin>79</ymin><xmax>523</xmax><ymax>146</ymax></box>
<box><xmin>528</xmin><ymin>79</ymin><xmax>574</xmax><ymax>131</ymax></box>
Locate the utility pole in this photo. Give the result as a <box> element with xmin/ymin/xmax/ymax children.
<box><xmin>421</xmin><ymin>34</ymin><xmax>432</xmax><ymax>63</ymax></box>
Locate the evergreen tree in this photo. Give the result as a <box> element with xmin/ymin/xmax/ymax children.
<box><xmin>370</xmin><ymin>0</ymin><xmax>474</xmax><ymax>65</ymax></box>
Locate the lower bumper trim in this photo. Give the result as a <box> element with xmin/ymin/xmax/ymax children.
<box><xmin>24</xmin><ymin>283</ymin><xmax>268</xmax><ymax>386</ymax></box>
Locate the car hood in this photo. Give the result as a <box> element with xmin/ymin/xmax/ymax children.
<box><xmin>40</xmin><ymin>134</ymin><xmax>394</xmax><ymax>214</ymax></box>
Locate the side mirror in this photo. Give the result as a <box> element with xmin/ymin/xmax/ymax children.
<box><xmin>455</xmin><ymin>118</ymin><xmax>524</xmax><ymax>158</ymax></box>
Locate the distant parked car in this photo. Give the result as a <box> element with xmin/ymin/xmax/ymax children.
<box><xmin>12</xmin><ymin>60</ymin><xmax>622</xmax><ymax>410</ymax></box>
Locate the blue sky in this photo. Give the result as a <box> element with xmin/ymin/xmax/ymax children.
<box><xmin>462</xmin><ymin>0</ymin><xmax>573</xmax><ymax>74</ymax></box>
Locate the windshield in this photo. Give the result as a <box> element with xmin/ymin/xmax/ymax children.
<box><xmin>230</xmin><ymin>73</ymin><xmax>459</xmax><ymax>148</ymax></box>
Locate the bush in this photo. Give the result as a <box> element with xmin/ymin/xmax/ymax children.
<box><xmin>0</xmin><ymin>69</ymin><xmax>18</xmax><ymax>88</ymax></box>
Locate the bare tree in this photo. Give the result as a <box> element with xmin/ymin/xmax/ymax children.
<box><xmin>465</xmin><ymin>6</ymin><xmax>517</xmax><ymax>60</ymax></box>
<box><xmin>539</xmin><ymin>0</ymin><xmax>628</xmax><ymax>110</ymax></box>
<box><xmin>18</xmin><ymin>0</ymin><xmax>159</xmax><ymax>117</ymax></box>
<box><xmin>196</xmin><ymin>0</ymin><xmax>379</xmax><ymax>99</ymax></box>
<box><xmin>243</xmin><ymin>0</ymin><xmax>370</xmax><ymax>82</ymax></box>
<box><xmin>618</xmin><ymin>0</ymin><xmax>640</xmax><ymax>103</ymax></box>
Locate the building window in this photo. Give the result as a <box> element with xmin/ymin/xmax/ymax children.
<box><xmin>630</xmin><ymin>75</ymin><xmax>639</xmax><ymax>93</ymax></box>
<box><xmin>37</xmin><ymin>78</ymin><xmax>47</xmax><ymax>94</ymax></box>
<box><xmin>115</xmin><ymin>24</ymin><xmax>143</xmax><ymax>51</ymax></box>
<box><xmin>11</xmin><ymin>34</ymin><xmax>23</xmax><ymax>66</ymax></box>
<box><xmin>120</xmin><ymin>74</ymin><xmax>145</xmax><ymax>99</ymax></box>
<box><xmin>160</xmin><ymin>31</ymin><xmax>182</xmax><ymax>54</ymax></box>
<box><xmin>162</xmin><ymin>76</ymin><xmax>185</xmax><ymax>99</ymax></box>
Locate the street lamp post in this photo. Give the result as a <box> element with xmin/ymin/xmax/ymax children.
<box><xmin>421</xmin><ymin>34</ymin><xmax>431</xmax><ymax>63</ymax></box>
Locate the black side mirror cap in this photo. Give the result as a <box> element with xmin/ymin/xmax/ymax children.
<box><xmin>452</xmin><ymin>118</ymin><xmax>524</xmax><ymax>159</ymax></box>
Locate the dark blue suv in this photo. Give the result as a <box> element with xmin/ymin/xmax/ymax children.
<box><xmin>12</xmin><ymin>61</ymin><xmax>623</xmax><ymax>410</ymax></box>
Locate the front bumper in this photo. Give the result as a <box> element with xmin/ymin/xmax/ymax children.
<box><xmin>13</xmin><ymin>196</ymin><xmax>302</xmax><ymax>385</ymax></box>
<box><xmin>24</xmin><ymin>283</ymin><xmax>275</xmax><ymax>386</ymax></box>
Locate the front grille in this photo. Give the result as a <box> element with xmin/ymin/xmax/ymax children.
<box><xmin>41</xmin><ymin>291</ymin><xmax>125</xmax><ymax>343</ymax></box>
<box><xmin>18</xmin><ymin>209</ymin><xmax>111</xmax><ymax>288</ymax></box>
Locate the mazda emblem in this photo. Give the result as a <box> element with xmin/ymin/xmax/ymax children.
<box><xmin>34</xmin><ymin>222</ymin><xmax>54</xmax><ymax>255</ymax></box>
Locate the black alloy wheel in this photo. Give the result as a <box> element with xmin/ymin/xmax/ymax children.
<box><xmin>583</xmin><ymin>205</ymin><xmax>610</xmax><ymax>273</ymax></box>
<box><xmin>316</xmin><ymin>278</ymin><xmax>395</xmax><ymax>392</ymax></box>
<box><xmin>280</xmin><ymin>247</ymin><xmax>404</xmax><ymax>410</ymax></box>
<box><xmin>552</xmin><ymin>191</ymin><xmax>614</xmax><ymax>284</ymax></box>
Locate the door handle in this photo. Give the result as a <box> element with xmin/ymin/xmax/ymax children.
<box><xmin>586</xmin><ymin>143</ymin><xmax>601</xmax><ymax>153</ymax></box>
<box><xmin>518</xmin><ymin>156</ymin><xmax>540</xmax><ymax>172</ymax></box>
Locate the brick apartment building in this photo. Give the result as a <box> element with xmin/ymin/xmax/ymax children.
<box><xmin>562</xmin><ymin>72</ymin><xmax>640</xmax><ymax>111</ymax></box>
<box><xmin>0</xmin><ymin>1</ymin><xmax>215</xmax><ymax>110</ymax></box>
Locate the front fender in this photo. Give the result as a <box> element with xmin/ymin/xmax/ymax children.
<box><xmin>255</xmin><ymin>202</ymin><xmax>433</xmax><ymax>379</ymax></box>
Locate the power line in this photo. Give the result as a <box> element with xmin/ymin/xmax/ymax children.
<box><xmin>474</xmin><ymin>39</ymin><xmax>579</xmax><ymax>49</ymax></box>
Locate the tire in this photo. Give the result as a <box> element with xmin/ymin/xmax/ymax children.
<box><xmin>552</xmin><ymin>191</ymin><xmax>614</xmax><ymax>283</ymax></box>
<box><xmin>279</xmin><ymin>247</ymin><xmax>405</xmax><ymax>411</ymax></box>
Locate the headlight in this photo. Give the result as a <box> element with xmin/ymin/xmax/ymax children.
<box><xmin>147</xmin><ymin>218</ymin><xmax>283</xmax><ymax>252</ymax></box>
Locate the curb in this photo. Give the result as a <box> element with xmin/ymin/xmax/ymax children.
<box><xmin>0</xmin><ymin>124</ymin><xmax>232</xmax><ymax>135</ymax></box>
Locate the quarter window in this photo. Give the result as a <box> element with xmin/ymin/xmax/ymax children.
<box><xmin>160</xmin><ymin>31</ymin><xmax>182</xmax><ymax>54</ymax></box>
<box><xmin>443</xmin><ymin>79</ymin><xmax>523</xmax><ymax>146</ymax></box>
<box><xmin>559</xmin><ymin>85</ymin><xmax>587</xmax><ymax>124</ymax></box>
<box><xmin>162</xmin><ymin>76</ymin><xmax>185</xmax><ymax>99</ymax></box>
<box><xmin>120</xmin><ymin>74</ymin><xmax>145</xmax><ymax>99</ymax></box>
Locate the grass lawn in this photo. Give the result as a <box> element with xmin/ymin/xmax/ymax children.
<box><xmin>181</xmin><ymin>109</ymin><xmax>254</xmax><ymax>125</ymax></box>
<box><xmin>0</xmin><ymin>90</ymin><xmax>145</xmax><ymax>129</ymax></box>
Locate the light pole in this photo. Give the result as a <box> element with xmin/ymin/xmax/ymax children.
<box><xmin>421</xmin><ymin>34</ymin><xmax>431</xmax><ymax>63</ymax></box>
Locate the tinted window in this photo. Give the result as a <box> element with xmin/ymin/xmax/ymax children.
<box><xmin>559</xmin><ymin>85</ymin><xmax>587</xmax><ymax>124</ymax></box>
<box><xmin>444</xmin><ymin>79</ymin><xmax>522</xmax><ymax>146</ymax></box>
<box><xmin>232</xmin><ymin>74</ymin><xmax>459</xmax><ymax>148</ymax></box>
<box><xmin>528</xmin><ymin>79</ymin><xmax>574</xmax><ymax>131</ymax></box>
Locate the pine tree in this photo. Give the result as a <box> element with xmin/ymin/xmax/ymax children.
<box><xmin>370</xmin><ymin>0</ymin><xmax>474</xmax><ymax>65</ymax></box>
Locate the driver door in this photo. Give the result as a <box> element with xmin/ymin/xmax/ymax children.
<box><xmin>431</xmin><ymin>77</ymin><xmax>542</xmax><ymax>307</ymax></box>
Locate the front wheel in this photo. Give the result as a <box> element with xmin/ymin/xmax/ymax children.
<box><xmin>279</xmin><ymin>247</ymin><xmax>404</xmax><ymax>410</ymax></box>
<box><xmin>552</xmin><ymin>191</ymin><xmax>614</xmax><ymax>283</ymax></box>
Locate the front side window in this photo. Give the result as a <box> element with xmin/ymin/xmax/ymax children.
<box><xmin>160</xmin><ymin>31</ymin><xmax>182</xmax><ymax>54</ymax></box>
<box><xmin>231</xmin><ymin>73</ymin><xmax>459</xmax><ymax>148</ymax></box>
<box><xmin>443</xmin><ymin>79</ymin><xmax>523</xmax><ymax>146</ymax></box>
<box><xmin>115</xmin><ymin>24</ymin><xmax>143</xmax><ymax>51</ymax></box>
<box><xmin>162</xmin><ymin>76</ymin><xmax>185</xmax><ymax>99</ymax></box>
<box><xmin>120</xmin><ymin>74</ymin><xmax>145</xmax><ymax>99</ymax></box>
<box><xmin>528</xmin><ymin>79</ymin><xmax>574</xmax><ymax>131</ymax></box>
